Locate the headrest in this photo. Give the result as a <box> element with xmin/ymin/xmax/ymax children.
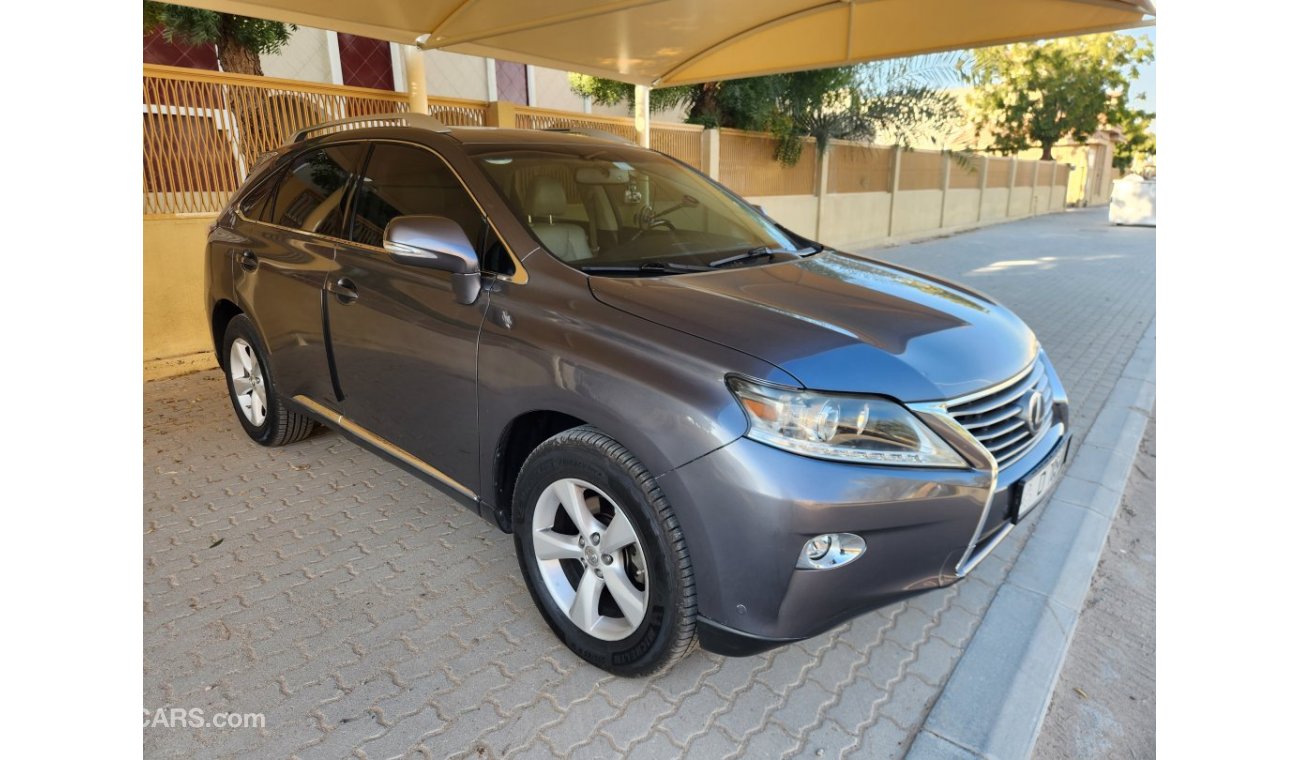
<box><xmin>525</xmin><ymin>175</ymin><xmax>569</xmax><ymax>219</ymax></box>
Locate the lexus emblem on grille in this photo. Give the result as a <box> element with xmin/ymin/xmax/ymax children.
<box><xmin>1024</xmin><ymin>391</ymin><xmax>1046</xmax><ymax>434</ymax></box>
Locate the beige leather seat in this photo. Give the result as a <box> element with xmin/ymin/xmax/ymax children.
<box><xmin>525</xmin><ymin>176</ymin><xmax>592</xmax><ymax>262</ymax></box>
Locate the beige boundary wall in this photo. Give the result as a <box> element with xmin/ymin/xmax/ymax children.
<box><xmin>744</xmin><ymin>148</ymin><xmax>1069</xmax><ymax>250</ymax></box>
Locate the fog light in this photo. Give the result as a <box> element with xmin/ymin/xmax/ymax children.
<box><xmin>796</xmin><ymin>533</ymin><xmax>866</xmax><ymax>570</ymax></box>
<box><xmin>805</xmin><ymin>535</ymin><xmax>832</xmax><ymax>561</ymax></box>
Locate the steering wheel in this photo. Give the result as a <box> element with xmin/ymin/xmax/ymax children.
<box><xmin>629</xmin><ymin>205</ymin><xmax>676</xmax><ymax>241</ymax></box>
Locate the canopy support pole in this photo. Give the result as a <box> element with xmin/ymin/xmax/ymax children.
<box><xmin>634</xmin><ymin>84</ymin><xmax>651</xmax><ymax>148</ymax></box>
<box><xmin>403</xmin><ymin>45</ymin><xmax>428</xmax><ymax>114</ymax></box>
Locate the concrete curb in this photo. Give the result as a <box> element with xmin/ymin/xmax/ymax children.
<box><xmin>906</xmin><ymin>321</ymin><xmax>1156</xmax><ymax>760</ymax></box>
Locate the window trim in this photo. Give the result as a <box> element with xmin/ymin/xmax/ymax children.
<box><xmin>234</xmin><ymin>138</ymin><xmax>528</xmax><ymax>285</ymax></box>
<box><xmin>267</xmin><ymin>141</ymin><xmax>366</xmax><ymax>239</ymax></box>
<box><xmin>341</xmin><ymin>139</ymin><xmax>526</xmax><ymax>282</ymax></box>
<box><xmin>234</xmin><ymin>139</ymin><xmax>367</xmax><ymax>236</ymax></box>
<box><xmin>235</xmin><ymin>162</ymin><xmax>286</xmax><ymax>221</ymax></box>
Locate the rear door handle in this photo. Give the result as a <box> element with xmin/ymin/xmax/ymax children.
<box><xmin>238</xmin><ymin>250</ymin><xmax>258</xmax><ymax>272</ymax></box>
<box><xmin>328</xmin><ymin>277</ymin><xmax>359</xmax><ymax>304</ymax></box>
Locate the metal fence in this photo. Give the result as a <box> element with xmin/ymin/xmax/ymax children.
<box><xmin>515</xmin><ymin>106</ymin><xmax>638</xmax><ymax>141</ymax></box>
<box><xmin>144</xmin><ymin>65</ymin><xmax>486</xmax><ymax>214</ymax></box>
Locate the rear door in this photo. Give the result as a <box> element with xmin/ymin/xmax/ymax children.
<box><xmin>325</xmin><ymin>141</ymin><xmax>492</xmax><ymax>492</ymax></box>
<box><xmin>231</xmin><ymin>143</ymin><xmax>364</xmax><ymax>400</ymax></box>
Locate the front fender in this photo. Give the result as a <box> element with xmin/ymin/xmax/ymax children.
<box><xmin>475</xmin><ymin>273</ymin><xmax>797</xmax><ymax>511</ymax></box>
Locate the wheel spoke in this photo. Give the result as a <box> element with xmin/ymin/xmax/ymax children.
<box><xmin>603</xmin><ymin>565</ymin><xmax>646</xmax><ymax>625</ymax></box>
<box><xmin>569</xmin><ymin>569</ymin><xmax>605</xmax><ymax>633</ymax></box>
<box><xmin>554</xmin><ymin>480</ymin><xmax>598</xmax><ymax>535</ymax></box>
<box><xmin>602</xmin><ymin>509</ymin><xmax>638</xmax><ymax>552</ymax></box>
<box><xmin>534</xmin><ymin>529</ymin><xmax>583</xmax><ymax>561</ymax></box>
<box><xmin>250</xmin><ymin>390</ymin><xmax>266</xmax><ymax>425</ymax></box>
<box><xmin>237</xmin><ymin>343</ymin><xmax>254</xmax><ymax>374</ymax></box>
<box><xmin>231</xmin><ymin>375</ymin><xmax>254</xmax><ymax>395</ymax></box>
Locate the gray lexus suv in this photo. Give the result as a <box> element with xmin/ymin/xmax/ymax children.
<box><xmin>205</xmin><ymin>113</ymin><xmax>1070</xmax><ymax>676</ymax></box>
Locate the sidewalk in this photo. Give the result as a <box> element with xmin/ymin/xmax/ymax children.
<box><xmin>1035</xmin><ymin>413</ymin><xmax>1156</xmax><ymax>758</ymax></box>
<box><xmin>143</xmin><ymin>206</ymin><xmax>1155</xmax><ymax>759</ymax></box>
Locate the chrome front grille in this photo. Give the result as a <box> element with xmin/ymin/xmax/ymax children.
<box><xmin>948</xmin><ymin>358</ymin><xmax>1053</xmax><ymax>467</ymax></box>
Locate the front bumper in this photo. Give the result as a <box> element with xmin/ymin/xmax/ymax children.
<box><xmin>656</xmin><ymin>400</ymin><xmax>1068</xmax><ymax>657</ymax></box>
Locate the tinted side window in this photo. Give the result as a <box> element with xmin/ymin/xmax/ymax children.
<box><xmin>269</xmin><ymin>144</ymin><xmax>363</xmax><ymax>236</ymax></box>
<box><xmin>350</xmin><ymin>144</ymin><xmax>487</xmax><ymax>255</ymax></box>
<box><xmin>238</xmin><ymin>169</ymin><xmax>282</xmax><ymax>222</ymax></box>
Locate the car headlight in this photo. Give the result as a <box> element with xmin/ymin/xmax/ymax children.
<box><xmin>727</xmin><ymin>377</ymin><xmax>966</xmax><ymax>467</ymax></box>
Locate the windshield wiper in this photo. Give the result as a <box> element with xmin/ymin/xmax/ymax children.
<box><xmin>579</xmin><ymin>261</ymin><xmax>710</xmax><ymax>275</ymax></box>
<box><xmin>709</xmin><ymin>244</ymin><xmax>822</xmax><ymax>268</ymax></box>
<box><xmin>708</xmin><ymin>246</ymin><xmax>777</xmax><ymax>268</ymax></box>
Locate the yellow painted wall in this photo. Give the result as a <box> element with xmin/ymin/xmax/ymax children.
<box><xmin>144</xmin><ymin>215</ymin><xmax>219</xmax><ymax>379</ymax></box>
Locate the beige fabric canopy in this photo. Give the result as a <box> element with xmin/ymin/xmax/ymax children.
<box><xmin>176</xmin><ymin>0</ymin><xmax>1155</xmax><ymax>86</ymax></box>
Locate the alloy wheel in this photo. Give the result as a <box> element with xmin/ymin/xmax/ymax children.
<box><xmin>531</xmin><ymin>477</ymin><xmax>649</xmax><ymax>641</ymax></box>
<box><xmin>229</xmin><ymin>337</ymin><xmax>268</xmax><ymax>427</ymax></box>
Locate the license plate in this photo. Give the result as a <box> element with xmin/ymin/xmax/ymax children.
<box><xmin>1013</xmin><ymin>438</ymin><xmax>1069</xmax><ymax>521</ymax></box>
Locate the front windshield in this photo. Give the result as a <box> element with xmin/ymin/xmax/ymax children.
<box><xmin>470</xmin><ymin>144</ymin><xmax>814</xmax><ymax>275</ymax></box>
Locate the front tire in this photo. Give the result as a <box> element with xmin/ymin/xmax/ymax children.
<box><xmin>513</xmin><ymin>427</ymin><xmax>696</xmax><ymax>676</ymax></box>
<box><xmin>221</xmin><ymin>314</ymin><xmax>315</xmax><ymax>447</ymax></box>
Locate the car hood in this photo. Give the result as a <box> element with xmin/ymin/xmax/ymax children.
<box><xmin>588</xmin><ymin>251</ymin><xmax>1038</xmax><ymax>402</ymax></box>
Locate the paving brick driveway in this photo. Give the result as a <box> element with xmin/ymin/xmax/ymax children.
<box><xmin>144</xmin><ymin>207</ymin><xmax>1155</xmax><ymax>759</ymax></box>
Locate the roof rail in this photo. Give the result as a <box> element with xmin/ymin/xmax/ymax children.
<box><xmin>541</xmin><ymin>127</ymin><xmax>638</xmax><ymax>147</ymax></box>
<box><xmin>292</xmin><ymin>112</ymin><xmax>449</xmax><ymax>143</ymax></box>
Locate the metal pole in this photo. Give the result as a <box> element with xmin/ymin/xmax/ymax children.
<box><xmin>634</xmin><ymin>84</ymin><xmax>651</xmax><ymax>148</ymax></box>
<box><xmin>403</xmin><ymin>45</ymin><xmax>428</xmax><ymax>114</ymax></box>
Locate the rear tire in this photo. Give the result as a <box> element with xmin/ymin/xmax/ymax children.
<box><xmin>513</xmin><ymin>426</ymin><xmax>696</xmax><ymax>676</ymax></box>
<box><xmin>221</xmin><ymin>314</ymin><xmax>315</xmax><ymax>447</ymax></box>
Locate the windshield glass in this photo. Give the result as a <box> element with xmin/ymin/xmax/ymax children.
<box><xmin>470</xmin><ymin>144</ymin><xmax>812</xmax><ymax>274</ymax></box>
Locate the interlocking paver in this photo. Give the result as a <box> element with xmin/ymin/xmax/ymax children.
<box><xmin>144</xmin><ymin>207</ymin><xmax>1153</xmax><ymax>758</ymax></box>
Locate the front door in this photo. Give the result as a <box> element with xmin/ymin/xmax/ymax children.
<box><xmin>325</xmin><ymin>142</ymin><xmax>492</xmax><ymax>493</ymax></box>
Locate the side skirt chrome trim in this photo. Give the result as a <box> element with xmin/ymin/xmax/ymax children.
<box><xmin>292</xmin><ymin>395</ymin><xmax>477</xmax><ymax>500</ymax></box>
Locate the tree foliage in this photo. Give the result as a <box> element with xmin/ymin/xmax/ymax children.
<box><xmin>1110</xmin><ymin>99</ymin><xmax>1156</xmax><ymax>171</ymax></box>
<box><xmin>963</xmin><ymin>33</ymin><xmax>1154</xmax><ymax>161</ymax></box>
<box><xmin>569</xmin><ymin>55</ymin><xmax>962</xmax><ymax>166</ymax></box>
<box><xmin>144</xmin><ymin>2</ymin><xmax>295</xmax><ymax>75</ymax></box>
<box><xmin>566</xmin><ymin>75</ymin><xmax>695</xmax><ymax>114</ymax></box>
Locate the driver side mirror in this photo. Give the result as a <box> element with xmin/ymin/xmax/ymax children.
<box><xmin>383</xmin><ymin>215</ymin><xmax>482</xmax><ymax>305</ymax></box>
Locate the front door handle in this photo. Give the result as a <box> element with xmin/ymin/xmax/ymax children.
<box><xmin>328</xmin><ymin>277</ymin><xmax>359</xmax><ymax>304</ymax></box>
<box><xmin>238</xmin><ymin>250</ymin><xmax>258</xmax><ymax>272</ymax></box>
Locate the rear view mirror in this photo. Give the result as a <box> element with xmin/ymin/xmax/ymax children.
<box><xmin>383</xmin><ymin>215</ymin><xmax>482</xmax><ymax>304</ymax></box>
<box><xmin>575</xmin><ymin>166</ymin><xmax>631</xmax><ymax>185</ymax></box>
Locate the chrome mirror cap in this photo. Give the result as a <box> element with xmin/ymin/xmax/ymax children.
<box><xmin>383</xmin><ymin>215</ymin><xmax>482</xmax><ymax>304</ymax></box>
